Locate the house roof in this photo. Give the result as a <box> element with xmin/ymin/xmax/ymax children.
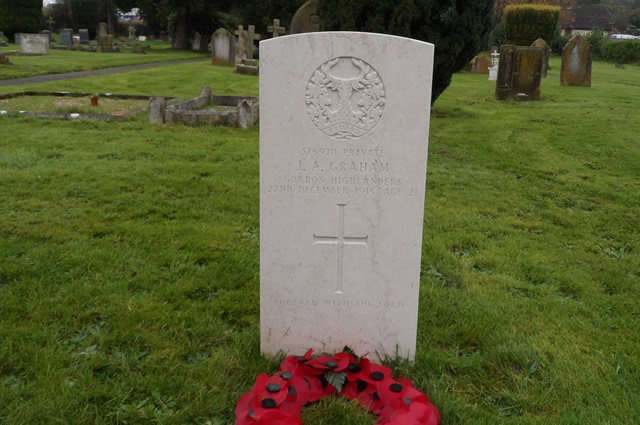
<box><xmin>567</xmin><ymin>4</ymin><xmax>613</xmax><ymax>30</ymax></box>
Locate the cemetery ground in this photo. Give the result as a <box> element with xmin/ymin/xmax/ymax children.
<box><xmin>0</xmin><ymin>41</ymin><xmax>207</xmax><ymax>80</ymax></box>
<box><xmin>0</xmin><ymin>57</ymin><xmax>638</xmax><ymax>424</ymax></box>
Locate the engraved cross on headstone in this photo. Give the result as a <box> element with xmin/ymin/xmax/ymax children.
<box><xmin>267</xmin><ymin>19</ymin><xmax>286</xmax><ymax>38</ymax></box>
<box><xmin>313</xmin><ymin>204</ymin><xmax>368</xmax><ymax>295</ymax></box>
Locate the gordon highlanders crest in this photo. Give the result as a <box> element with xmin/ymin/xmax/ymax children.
<box><xmin>305</xmin><ymin>57</ymin><xmax>386</xmax><ymax>140</ymax></box>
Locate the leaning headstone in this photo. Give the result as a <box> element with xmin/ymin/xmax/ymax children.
<box><xmin>267</xmin><ymin>19</ymin><xmax>286</xmax><ymax>38</ymax></box>
<box><xmin>561</xmin><ymin>34</ymin><xmax>591</xmax><ymax>87</ymax></box>
<box><xmin>531</xmin><ymin>38</ymin><xmax>549</xmax><ymax>78</ymax></box>
<box><xmin>60</xmin><ymin>28</ymin><xmax>73</xmax><ymax>46</ymax></box>
<box><xmin>290</xmin><ymin>0</ymin><xmax>320</xmax><ymax>34</ymax></box>
<box><xmin>472</xmin><ymin>55</ymin><xmax>490</xmax><ymax>74</ymax></box>
<box><xmin>495</xmin><ymin>45</ymin><xmax>543</xmax><ymax>101</ymax></box>
<box><xmin>192</xmin><ymin>32</ymin><xmax>201</xmax><ymax>51</ymax></box>
<box><xmin>19</xmin><ymin>33</ymin><xmax>50</xmax><ymax>55</ymax></box>
<box><xmin>260</xmin><ymin>32</ymin><xmax>434</xmax><ymax>360</ymax></box>
<box><xmin>79</xmin><ymin>29</ymin><xmax>90</xmax><ymax>44</ymax></box>
<box><xmin>211</xmin><ymin>28</ymin><xmax>235</xmax><ymax>66</ymax></box>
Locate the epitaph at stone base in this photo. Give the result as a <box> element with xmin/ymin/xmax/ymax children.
<box><xmin>260</xmin><ymin>32</ymin><xmax>434</xmax><ymax>360</ymax></box>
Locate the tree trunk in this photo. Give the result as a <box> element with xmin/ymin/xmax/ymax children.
<box><xmin>172</xmin><ymin>11</ymin><xmax>188</xmax><ymax>49</ymax></box>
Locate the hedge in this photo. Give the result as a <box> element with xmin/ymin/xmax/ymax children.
<box><xmin>504</xmin><ymin>5</ymin><xmax>560</xmax><ymax>46</ymax></box>
<box><xmin>0</xmin><ymin>0</ymin><xmax>43</xmax><ymax>41</ymax></box>
<box><xmin>600</xmin><ymin>39</ymin><xmax>640</xmax><ymax>64</ymax></box>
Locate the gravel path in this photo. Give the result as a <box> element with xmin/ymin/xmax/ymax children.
<box><xmin>0</xmin><ymin>57</ymin><xmax>209</xmax><ymax>87</ymax></box>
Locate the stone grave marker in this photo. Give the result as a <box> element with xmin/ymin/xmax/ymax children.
<box><xmin>267</xmin><ymin>19</ymin><xmax>286</xmax><ymax>38</ymax></box>
<box><xmin>260</xmin><ymin>32</ymin><xmax>434</xmax><ymax>360</ymax></box>
<box><xmin>495</xmin><ymin>45</ymin><xmax>543</xmax><ymax>101</ymax></box>
<box><xmin>488</xmin><ymin>51</ymin><xmax>499</xmax><ymax>81</ymax></box>
<box><xmin>128</xmin><ymin>25</ymin><xmax>136</xmax><ymax>41</ymax></box>
<box><xmin>234</xmin><ymin>25</ymin><xmax>253</xmax><ymax>63</ymax></box>
<box><xmin>97</xmin><ymin>34</ymin><xmax>114</xmax><ymax>52</ymax></box>
<box><xmin>97</xmin><ymin>22</ymin><xmax>108</xmax><ymax>37</ymax></box>
<box><xmin>290</xmin><ymin>0</ymin><xmax>320</xmax><ymax>34</ymax></box>
<box><xmin>192</xmin><ymin>32</ymin><xmax>201</xmax><ymax>51</ymax></box>
<box><xmin>561</xmin><ymin>34</ymin><xmax>591</xmax><ymax>87</ymax></box>
<box><xmin>19</xmin><ymin>33</ymin><xmax>50</xmax><ymax>55</ymax></box>
<box><xmin>236</xmin><ymin>58</ymin><xmax>258</xmax><ymax>75</ymax></box>
<box><xmin>47</xmin><ymin>16</ymin><xmax>55</xmax><ymax>34</ymax></box>
<box><xmin>60</xmin><ymin>29</ymin><xmax>73</xmax><ymax>46</ymax></box>
<box><xmin>14</xmin><ymin>33</ymin><xmax>21</xmax><ymax>45</ymax></box>
<box><xmin>247</xmin><ymin>25</ymin><xmax>261</xmax><ymax>58</ymax></box>
<box><xmin>531</xmin><ymin>38</ymin><xmax>549</xmax><ymax>78</ymax></box>
<box><xmin>472</xmin><ymin>55</ymin><xmax>490</xmax><ymax>74</ymax></box>
<box><xmin>211</xmin><ymin>28</ymin><xmax>235</xmax><ymax>66</ymax></box>
<box><xmin>79</xmin><ymin>29</ymin><xmax>90</xmax><ymax>44</ymax></box>
<box><xmin>0</xmin><ymin>53</ymin><xmax>12</xmax><ymax>65</ymax></box>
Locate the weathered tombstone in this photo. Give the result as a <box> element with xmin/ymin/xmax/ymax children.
<box><xmin>267</xmin><ymin>19</ymin><xmax>286</xmax><ymax>38</ymax></box>
<box><xmin>531</xmin><ymin>38</ymin><xmax>549</xmax><ymax>78</ymax></box>
<box><xmin>148</xmin><ymin>97</ymin><xmax>166</xmax><ymax>124</ymax></box>
<box><xmin>472</xmin><ymin>55</ymin><xmax>490</xmax><ymax>74</ymax></box>
<box><xmin>234</xmin><ymin>26</ymin><xmax>254</xmax><ymax>63</ymax></box>
<box><xmin>615</xmin><ymin>63</ymin><xmax>625</xmax><ymax>69</ymax></box>
<box><xmin>238</xmin><ymin>100</ymin><xmax>254</xmax><ymax>129</ymax></box>
<box><xmin>0</xmin><ymin>53</ymin><xmax>12</xmax><ymax>65</ymax></box>
<box><xmin>138</xmin><ymin>35</ymin><xmax>146</xmax><ymax>41</ymax></box>
<box><xmin>0</xmin><ymin>41</ymin><xmax>8</xmax><ymax>48</ymax></box>
<box><xmin>14</xmin><ymin>33</ymin><xmax>21</xmax><ymax>45</ymax></box>
<box><xmin>260</xmin><ymin>32</ymin><xmax>434</xmax><ymax>359</ymax></box>
<box><xmin>97</xmin><ymin>34</ymin><xmax>114</xmax><ymax>52</ymax></box>
<box><xmin>246</xmin><ymin>25</ymin><xmax>261</xmax><ymax>58</ymax></box>
<box><xmin>97</xmin><ymin>22</ymin><xmax>108</xmax><ymax>37</ymax></box>
<box><xmin>128</xmin><ymin>25</ymin><xmax>136</xmax><ymax>41</ymax></box>
<box><xmin>290</xmin><ymin>0</ymin><xmax>320</xmax><ymax>34</ymax></box>
<box><xmin>192</xmin><ymin>32</ymin><xmax>201</xmax><ymax>51</ymax></box>
<box><xmin>60</xmin><ymin>28</ymin><xmax>73</xmax><ymax>46</ymax></box>
<box><xmin>19</xmin><ymin>33</ymin><xmax>50</xmax><ymax>55</ymax></box>
<box><xmin>495</xmin><ymin>45</ymin><xmax>543</xmax><ymax>101</ymax></box>
<box><xmin>132</xmin><ymin>45</ymin><xmax>146</xmax><ymax>54</ymax></box>
<box><xmin>79</xmin><ymin>29</ymin><xmax>90</xmax><ymax>44</ymax></box>
<box><xmin>211</xmin><ymin>28</ymin><xmax>235</xmax><ymax>66</ymax></box>
<box><xmin>560</xmin><ymin>34</ymin><xmax>591</xmax><ymax>87</ymax></box>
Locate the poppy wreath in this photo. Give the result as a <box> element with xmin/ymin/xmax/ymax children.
<box><xmin>235</xmin><ymin>348</ymin><xmax>441</xmax><ymax>425</ymax></box>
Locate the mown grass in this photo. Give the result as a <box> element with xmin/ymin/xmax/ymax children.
<box><xmin>0</xmin><ymin>57</ymin><xmax>638</xmax><ymax>425</ymax></box>
<box><xmin>0</xmin><ymin>41</ymin><xmax>208</xmax><ymax>80</ymax></box>
<box><xmin>0</xmin><ymin>95</ymin><xmax>149</xmax><ymax>115</ymax></box>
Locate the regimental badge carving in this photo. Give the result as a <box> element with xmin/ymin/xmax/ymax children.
<box><xmin>305</xmin><ymin>57</ymin><xmax>385</xmax><ymax>140</ymax></box>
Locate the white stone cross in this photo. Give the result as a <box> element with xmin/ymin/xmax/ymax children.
<box><xmin>313</xmin><ymin>203</ymin><xmax>368</xmax><ymax>295</ymax></box>
<box><xmin>267</xmin><ymin>19</ymin><xmax>286</xmax><ymax>38</ymax></box>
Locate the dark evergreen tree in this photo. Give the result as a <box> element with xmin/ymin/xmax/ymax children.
<box><xmin>317</xmin><ymin>0</ymin><xmax>496</xmax><ymax>104</ymax></box>
<box><xmin>0</xmin><ymin>0</ymin><xmax>43</xmax><ymax>41</ymax></box>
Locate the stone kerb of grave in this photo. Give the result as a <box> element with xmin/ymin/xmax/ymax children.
<box><xmin>260</xmin><ymin>32</ymin><xmax>434</xmax><ymax>360</ymax></box>
<box><xmin>561</xmin><ymin>34</ymin><xmax>592</xmax><ymax>87</ymax></box>
<box><xmin>18</xmin><ymin>33</ymin><xmax>50</xmax><ymax>55</ymax></box>
<box><xmin>495</xmin><ymin>45</ymin><xmax>544</xmax><ymax>101</ymax></box>
<box><xmin>236</xmin><ymin>58</ymin><xmax>259</xmax><ymax>75</ymax></box>
<box><xmin>161</xmin><ymin>86</ymin><xmax>259</xmax><ymax>128</ymax></box>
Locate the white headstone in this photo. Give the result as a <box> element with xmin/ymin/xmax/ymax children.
<box><xmin>211</xmin><ymin>28</ymin><xmax>235</xmax><ymax>66</ymax></box>
<box><xmin>260</xmin><ymin>32</ymin><xmax>434</xmax><ymax>360</ymax></box>
<box><xmin>19</xmin><ymin>33</ymin><xmax>50</xmax><ymax>55</ymax></box>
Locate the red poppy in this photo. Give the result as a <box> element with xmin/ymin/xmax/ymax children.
<box><xmin>255</xmin><ymin>410</ymin><xmax>302</xmax><ymax>425</ymax></box>
<box><xmin>360</xmin><ymin>362</ymin><xmax>393</xmax><ymax>385</ymax></box>
<box><xmin>280</xmin><ymin>349</ymin><xmax>313</xmax><ymax>374</ymax></box>
<box><xmin>254</xmin><ymin>373</ymin><xmax>290</xmax><ymax>406</ymax></box>
<box><xmin>305</xmin><ymin>355</ymin><xmax>349</xmax><ymax>372</ymax></box>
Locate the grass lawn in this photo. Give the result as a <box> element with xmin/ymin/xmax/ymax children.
<box><xmin>0</xmin><ymin>95</ymin><xmax>150</xmax><ymax>116</ymax></box>
<box><xmin>0</xmin><ymin>41</ymin><xmax>208</xmax><ymax>80</ymax></box>
<box><xmin>0</xmin><ymin>57</ymin><xmax>638</xmax><ymax>425</ymax></box>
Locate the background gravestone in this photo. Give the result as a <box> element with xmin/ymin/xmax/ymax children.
<box><xmin>60</xmin><ymin>29</ymin><xmax>73</xmax><ymax>46</ymax></box>
<box><xmin>260</xmin><ymin>32</ymin><xmax>434</xmax><ymax>360</ymax></box>
<box><xmin>561</xmin><ymin>34</ymin><xmax>591</xmax><ymax>87</ymax></box>
<box><xmin>97</xmin><ymin>34</ymin><xmax>114</xmax><ymax>52</ymax></box>
<box><xmin>472</xmin><ymin>55</ymin><xmax>489</xmax><ymax>74</ymax></box>
<box><xmin>235</xmin><ymin>27</ymin><xmax>252</xmax><ymax>63</ymax></box>
<box><xmin>79</xmin><ymin>29</ymin><xmax>90</xmax><ymax>44</ymax></box>
<box><xmin>290</xmin><ymin>0</ymin><xmax>320</xmax><ymax>34</ymax></box>
<box><xmin>97</xmin><ymin>22</ymin><xmax>108</xmax><ymax>38</ymax></box>
<box><xmin>211</xmin><ymin>28</ymin><xmax>235</xmax><ymax>66</ymax></box>
<box><xmin>19</xmin><ymin>33</ymin><xmax>49</xmax><ymax>55</ymax></box>
<box><xmin>496</xmin><ymin>45</ymin><xmax>543</xmax><ymax>101</ymax></box>
<box><xmin>14</xmin><ymin>33</ymin><xmax>21</xmax><ymax>45</ymax></box>
<box><xmin>531</xmin><ymin>38</ymin><xmax>550</xmax><ymax>78</ymax></box>
<box><xmin>192</xmin><ymin>32</ymin><xmax>201</xmax><ymax>51</ymax></box>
